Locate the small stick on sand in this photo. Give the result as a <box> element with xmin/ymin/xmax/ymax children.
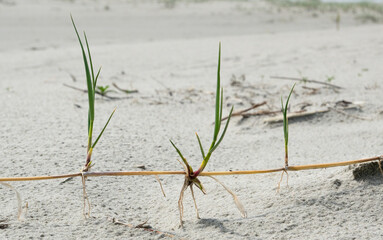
<box><xmin>221</xmin><ymin>101</ymin><xmax>267</xmax><ymax>121</ymax></box>
<box><xmin>329</xmin><ymin>107</ymin><xmax>372</xmax><ymax>121</ymax></box>
<box><xmin>112</xmin><ymin>83</ymin><xmax>138</xmax><ymax>94</ymax></box>
<box><xmin>241</xmin><ymin>110</ymin><xmax>280</xmax><ymax>118</ymax></box>
<box><xmin>270</xmin><ymin>76</ymin><xmax>343</xmax><ymax>89</ymax></box>
<box><xmin>63</xmin><ymin>83</ymin><xmax>122</xmax><ymax>100</ymax></box>
<box><xmin>264</xmin><ymin>109</ymin><xmax>329</xmax><ymax>124</ymax></box>
<box><xmin>111</xmin><ymin>218</ymin><xmax>178</xmax><ymax>238</ymax></box>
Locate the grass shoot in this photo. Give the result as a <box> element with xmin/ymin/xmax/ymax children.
<box><xmin>278</xmin><ymin>83</ymin><xmax>295</xmax><ymax>190</ymax></box>
<box><xmin>281</xmin><ymin>83</ymin><xmax>295</xmax><ymax>169</ymax></box>
<box><xmin>71</xmin><ymin>16</ymin><xmax>116</xmax><ymax>217</ymax></box>
<box><xmin>71</xmin><ymin>16</ymin><xmax>116</xmax><ymax>172</ymax></box>
<box><xmin>170</xmin><ymin>43</ymin><xmax>246</xmax><ymax>226</ymax></box>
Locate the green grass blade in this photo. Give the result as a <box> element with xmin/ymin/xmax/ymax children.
<box><xmin>170</xmin><ymin>140</ymin><xmax>189</xmax><ymax>167</ymax></box>
<box><xmin>284</xmin><ymin>83</ymin><xmax>295</xmax><ymax>114</ymax></box>
<box><xmin>84</xmin><ymin>32</ymin><xmax>95</xmax><ymax>89</ymax></box>
<box><xmin>195</xmin><ymin>133</ymin><xmax>206</xmax><ymax>159</ymax></box>
<box><xmin>71</xmin><ymin>16</ymin><xmax>95</xmax><ymax>129</ymax></box>
<box><xmin>87</xmin><ymin>110</ymin><xmax>90</xmax><ymax>136</ymax></box>
<box><xmin>212</xmin><ymin>42</ymin><xmax>221</xmax><ymax>142</ymax></box>
<box><xmin>218</xmin><ymin>88</ymin><xmax>223</xmax><ymax>130</ymax></box>
<box><xmin>94</xmin><ymin>67</ymin><xmax>101</xmax><ymax>89</ymax></box>
<box><xmin>282</xmin><ymin>83</ymin><xmax>296</xmax><ymax>147</ymax></box>
<box><xmin>91</xmin><ymin>108</ymin><xmax>116</xmax><ymax>149</ymax></box>
<box><xmin>87</xmin><ymin>110</ymin><xmax>92</xmax><ymax>150</ymax></box>
<box><xmin>211</xmin><ymin>106</ymin><xmax>233</xmax><ymax>153</ymax></box>
<box><xmin>281</xmin><ymin>96</ymin><xmax>287</xmax><ymax>146</ymax></box>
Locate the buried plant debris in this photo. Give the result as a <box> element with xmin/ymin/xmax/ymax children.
<box><xmin>353</xmin><ymin>161</ymin><xmax>383</xmax><ymax>181</ymax></box>
<box><xmin>0</xmin><ymin>219</ymin><xmax>9</xmax><ymax>230</ymax></box>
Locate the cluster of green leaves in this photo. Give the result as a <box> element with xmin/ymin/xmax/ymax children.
<box><xmin>96</xmin><ymin>85</ymin><xmax>111</xmax><ymax>96</ymax></box>
<box><xmin>71</xmin><ymin>16</ymin><xmax>115</xmax><ymax>169</ymax></box>
<box><xmin>170</xmin><ymin>43</ymin><xmax>233</xmax><ymax>192</ymax></box>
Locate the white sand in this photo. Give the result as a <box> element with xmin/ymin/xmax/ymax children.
<box><xmin>1</xmin><ymin>0</ymin><xmax>383</xmax><ymax>239</ymax></box>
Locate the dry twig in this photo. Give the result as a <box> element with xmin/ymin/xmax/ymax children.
<box><xmin>63</xmin><ymin>83</ymin><xmax>122</xmax><ymax>100</ymax></box>
<box><xmin>264</xmin><ymin>109</ymin><xmax>328</xmax><ymax>124</ymax></box>
<box><xmin>221</xmin><ymin>101</ymin><xmax>266</xmax><ymax>121</ymax></box>
<box><xmin>111</xmin><ymin>218</ymin><xmax>178</xmax><ymax>238</ymax></box>
<box><xmin>270</xmin><ymin>76</ymin><xmax>343</xmax><ymax>89</ymax></box>
<box><xmin>112</xmin><ymin>83</ymin><xmax>138</xmax><ymax>94</ymax></box>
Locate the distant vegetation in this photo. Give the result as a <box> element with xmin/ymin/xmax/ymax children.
<box><xmin>266</xmin><ymin>0</ymin><xmax>383</xmax><ymax>15</ymax></box>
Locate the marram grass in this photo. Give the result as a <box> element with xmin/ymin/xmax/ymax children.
<box><xmin>71</xmin><ymin>15</ymin><xmax>116</xmax><ymax>217</ymax></box>
<box><xmin>281</xmin><ymin>83</ymin><xmax>295</xmax><ymax>169</ymax></box>
<box><xmin>170</xmin><ymin>43</ymin><xmax>241</xmax><ymax>226</ymax></box>
<box><xmin>71</xmin><ymin>15</ymin><xmax>116</xmax><ymax>172</ymax></box>
<box><xmin>1</xmin><ymin>16</ymin><xmax>383</xmax><ymax>226</ymax></box>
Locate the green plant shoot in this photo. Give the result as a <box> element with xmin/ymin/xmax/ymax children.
<box><xmin>96</xmin><ymin>85</ymin><xmax>111</xmax><ymax>96</ymax></box>
<box><xmin>281</xmin><ymin>83</ymin><xmax>295</xmax><ymax>169</ymax></box>
<box><xmin>71</xmin><ymin>16</ymin><xmax>116</xmax><ymax>171</ymax></box>
<box><xmin>170</xmin><ymin>42</ymin><xmax>233</xmax><ymax>193</ymax></box>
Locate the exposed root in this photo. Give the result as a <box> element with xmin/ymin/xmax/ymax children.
<box><xmin>81</xmin><ymin>172</ymin><xmax>91</xmax><ymax>218</ymax></box>
<box><xmin>154</xmin><ymin>175</ymin><xmax>166</xmax><ymax>198</ymax></box>
<box><xmin>190</xmin><ymin>185</ymin><xmax>200</xmax><ymax>219</ymax></box>
<box><xmin>276</xmin><ymin>169</ymin><xmax>289</xmax><ymax>192</ymax></box>
<box><xmin>25</xmin><ymin>202</ymin><xmax>28</xmax><ymax>218</ymax></box>
<box><xmin>0</xmin><ymin>182</ymin><xmax>22</xmax><ymax>220</ymax></box>
<box><xmin>178</xmin><ymin>177</ymin><xmax>189</xmax><ymax>227</ymax></box>
<box><xmin>208</xmin><ymin>176</ymin><xmax>247</xmax><ymax>218</ymax></box>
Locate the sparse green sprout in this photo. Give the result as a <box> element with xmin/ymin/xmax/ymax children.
<box><xmin>297</xmin><ymin>70</ymin><xmax>308</xmax><ymax>84</ymax></box>
<box><xmin>281</xmin><ymin>83</ymin><xmax>296</xmax><ymax>169</ymax></box>
<box><xmin>326</xmin><ymin>75</ymin><xmax>335</xmax><ymax>83</ymax></box>
<box><xmin>96</xmin><ymin>85</ymin><xmax>111</xmax><ymax>96</ymax></box>
<box><xmin>170</xmin><ymin>43</ymin><xmax>237</xmax><ymax>226</ymax></box>
<box><xmin>71</xmin><ymin>16</ymin><xmax>116</xmax><ymax>172</ymax></box>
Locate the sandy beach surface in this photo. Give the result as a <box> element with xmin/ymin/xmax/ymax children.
<box><xmin>1</xmin><ymin>0</ymin><xmax>383</xmax><ymax>239</ymax></box>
